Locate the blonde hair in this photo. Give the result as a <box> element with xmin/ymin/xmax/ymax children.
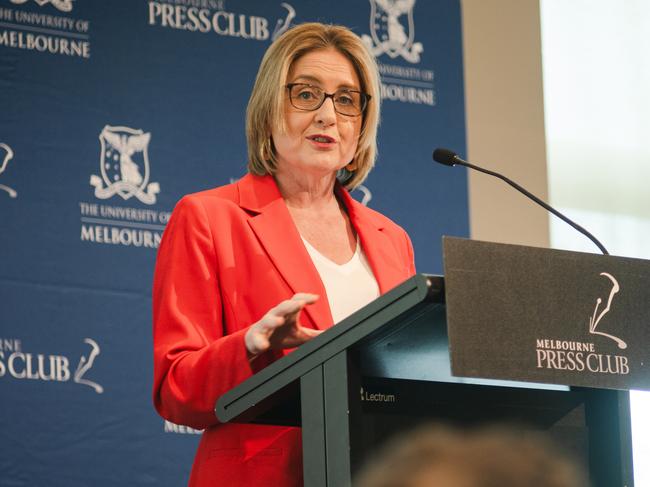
<box><xmin>246</xmin><ymin>22</ymin><xmax>381</xmax><ymax>189</ymax></box>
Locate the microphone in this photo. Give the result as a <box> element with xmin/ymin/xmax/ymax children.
<box><xmin>432</xmin><ymin>148</ymin><xmax>609</xmax><ymax>255</ymax></box>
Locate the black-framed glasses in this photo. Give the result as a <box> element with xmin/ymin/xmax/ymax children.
<box><xmin>286</xmin><ymin>83</ymin><xmax>371</xmax><ymax>117</ymax></box>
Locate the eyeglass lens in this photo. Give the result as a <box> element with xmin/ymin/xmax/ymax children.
<box><xmin>288</xmin><ymin>84</ymin><xmax>364</xmax><ymax>116</ymax></box>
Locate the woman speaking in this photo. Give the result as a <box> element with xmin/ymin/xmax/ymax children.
<box><xmin>153</xmin><ymin>22</ymin><xmax>416</xmax><ymax>487</ymax></box>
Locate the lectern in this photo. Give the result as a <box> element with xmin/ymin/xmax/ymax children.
<box><xmin>217</xmin><ymin>238</ymin><xmax>649</xmax><ymax>487</ymax></box>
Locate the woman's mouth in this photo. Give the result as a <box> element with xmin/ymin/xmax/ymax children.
<box><xmin>307</xmin><ymin>134</ymin><xmax>336</xmax><ymax>145</ymax></box>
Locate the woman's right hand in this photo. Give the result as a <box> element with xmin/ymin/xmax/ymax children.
<box><xmin>244</xmin><ymin>293</ymin><xmax>322</xmax><ymax>356</ymax></box>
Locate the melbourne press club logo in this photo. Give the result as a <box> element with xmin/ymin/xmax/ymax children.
<box><xmin>536</xmin><ymin>272</ymin><xmax>630</xmax><ymax>376</ymax></box>
<box><xmin>147</xmin><ymin>0</ymin><xmax>296</xmax><ymax>42</ymax></box>
<box><xmin>0</xmin><ymin>337</ymin><xmax>104</xmax><ymax>394</ymax></box>
<box><xmin>79</xmin><ymin>125</ymin><xmax>171</xmax><ymax>250</ymax></box>
<box><xmin>0</xmin><ymin>142</ymin><xmax>17</xmax><ymax>198</ymax></box>
<box><xmin>1</xmin><ymin>0</ymin><xmax>91</xmax><ymax>59</ymax></box>
<box><xmin>361</xmin><ymin>0</ymin><xmax>434</xmax><ymax>106</ymax></box>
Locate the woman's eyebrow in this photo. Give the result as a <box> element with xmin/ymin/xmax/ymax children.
<box><xmin>291</xmin><ymin>75</ymin><xmax>360</xmax><ymax>90</ymax></box>
<box><xmin>291</xmin><ymin>74</ymin><xmax>322</xmax><ymax>84</ymax></box>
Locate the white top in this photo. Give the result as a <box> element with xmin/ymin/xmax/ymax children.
<box><xmin>301</xmin><ymin>236</ymin><xmax>380</xmax><ymax>324</ymax></box>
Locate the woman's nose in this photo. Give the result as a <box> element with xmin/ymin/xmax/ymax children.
<box><xmin>314</xmin><ymin>96</ymin><xmax>337</xmax><ymax>125</ymax></box>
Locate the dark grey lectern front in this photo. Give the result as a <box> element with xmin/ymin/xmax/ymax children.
<box><xmin>216</xmin><ymin>239</ymin><xmax>642</xmax><ymax>487</ymax></box>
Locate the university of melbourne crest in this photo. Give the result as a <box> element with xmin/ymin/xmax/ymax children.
<box><xmin>10</xmin><ymin>0</ymin><xmax>74</xmax><ymax>12</ymax></box>
<box><xmin>362</xmin><ymin>0</ymin><xmax>423</xmax><ymax>63</ymax></box>
<box><xmin>90</xmin><ymin>125</ymin><xmax>160</xmax><ymax>205</ymax></box>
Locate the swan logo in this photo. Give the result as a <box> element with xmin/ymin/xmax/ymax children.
<box><xmin>73</xmin><ymin>338</ymin><xmax>104</xmax><ymax>393</ymax></box>
<box><xmin>588</xmin><ymin>272</ymin><xmax>626</xmax><ymax>349</ymax></box>
<box><xmin>271</xmin><ymin>3</ymin><xmax>295</xmax><ymax>40</ymax></box>
<box><xmin>355</xmin><ymin>184</ymin><xmax>372</xmax><ymax>206</ymax></box>
<box><xmin>0</xmin><ymin>143</ymin><xmax>17</xmax><ymax>198</ymax></box>
<box><xmin>9</xmin><ymin>0</ymin><xmax>73</xmax><ymax>12</ymax></box>
<box><xmin>0</xmin><ymin>337</ymin><xmax>104</xmax><ymax>393</ymax></box>
<box><xmin>90</xmin><ymin>125</ymin><xmax>160</xmax><ymax>205</ymax></box>
<box><xmin>362</xmin><ymin>0</ymin><xmax>423</xmax><ymax>63</ymax></box>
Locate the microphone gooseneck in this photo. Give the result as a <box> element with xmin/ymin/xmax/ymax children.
<box><xmin>432</xmin><ymin>148</ymin><xmax>609</xmax><ymax>255</ymax></box>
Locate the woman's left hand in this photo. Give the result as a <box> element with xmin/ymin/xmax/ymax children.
<box><xmin>244</xmin><ymin>293</ymin><xmax>322</xmax><ymax>356</ymax></box>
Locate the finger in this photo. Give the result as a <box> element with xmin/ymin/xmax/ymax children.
<box><xmin>260</xmin><ymin>314</ymin><xmax>285</xmax><ymax>331</ymax></box>
<box><xmin>271</xmin><ymin>294</ymin><xmax>318</xmax><ymax>317</ymax></box>
<box><xmin>282</xmin><ymin>327</ymin><xmax>324</xmax><ymax>348</ymax></box>
<box><xmin>300</xmin><ymin>327</ymin><xmax>323</xmax><ymax>338</ymax></box>
<box><xmin>272</xmin><ymin>299</ymin><xmax>306</xmax><ymax>317</ymax></box>
<box><xmin>292</xmin><ymin>293</ymin><xmax>319</xmax><ymax>303</ymax></box>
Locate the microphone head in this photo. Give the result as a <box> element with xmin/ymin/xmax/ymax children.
<box><xmin>432</xmin><ymin>148</ymin><xmax>458</xmax><ymax>166</ymax></box>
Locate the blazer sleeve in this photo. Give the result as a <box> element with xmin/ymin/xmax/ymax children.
<box><xmin>404</xmin><ymin>229</ymin><xmax>416</xmax><ymax>276</ymax></box>
<box><xmin>152</xmin><ymin>195</ymin><xmax>273</xmax><ymax>430</ymax></box>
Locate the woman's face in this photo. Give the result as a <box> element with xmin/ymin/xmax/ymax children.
<box><xmin>272</xmin><ymin>48</ymin><xmax>363</xmax><ymax>180</ymax></box>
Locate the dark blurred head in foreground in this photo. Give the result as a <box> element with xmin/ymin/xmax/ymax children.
<box><xmin>355</xmin><ymin>425</ymin><xmax>588</xmax><ymax>487</ymax></box>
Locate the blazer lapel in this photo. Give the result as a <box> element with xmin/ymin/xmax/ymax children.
<box><xmin>337</xmin><ymin>185</ymin><xmax>407</xmax><ymax>294</ymax></box>
<box><xmin>238</xmin><ymin>174</ymin><xmax>334</xmax><ymax>330</ymax></box>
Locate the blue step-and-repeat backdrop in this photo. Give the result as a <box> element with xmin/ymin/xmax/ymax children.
<box><xmin>0</xmin><ymin>1</ymin><xmax>467</xmax><ymax>485</ymax></box>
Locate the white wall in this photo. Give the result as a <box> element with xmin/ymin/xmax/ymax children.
<box><xmin>461</xmin><ymin>0</ymin><xmax>549</xmax><ymax>247</ymax></box>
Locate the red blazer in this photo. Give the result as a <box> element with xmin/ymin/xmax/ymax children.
<box><xmin>153</xmin><ymin>174</ymin><xmax>416</xmax><ymax>487</ymax></box>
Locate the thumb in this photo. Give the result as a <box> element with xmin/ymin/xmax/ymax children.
<box><xmin>301</xmin><ymin>327</ymin><xmax>324</xmax><ymax>338</ymax></box>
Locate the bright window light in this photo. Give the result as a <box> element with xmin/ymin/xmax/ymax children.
<box><xmin>540</xmin><ymin>1</ymin><xmax>650</xmax><ymax>486</ymax></box>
